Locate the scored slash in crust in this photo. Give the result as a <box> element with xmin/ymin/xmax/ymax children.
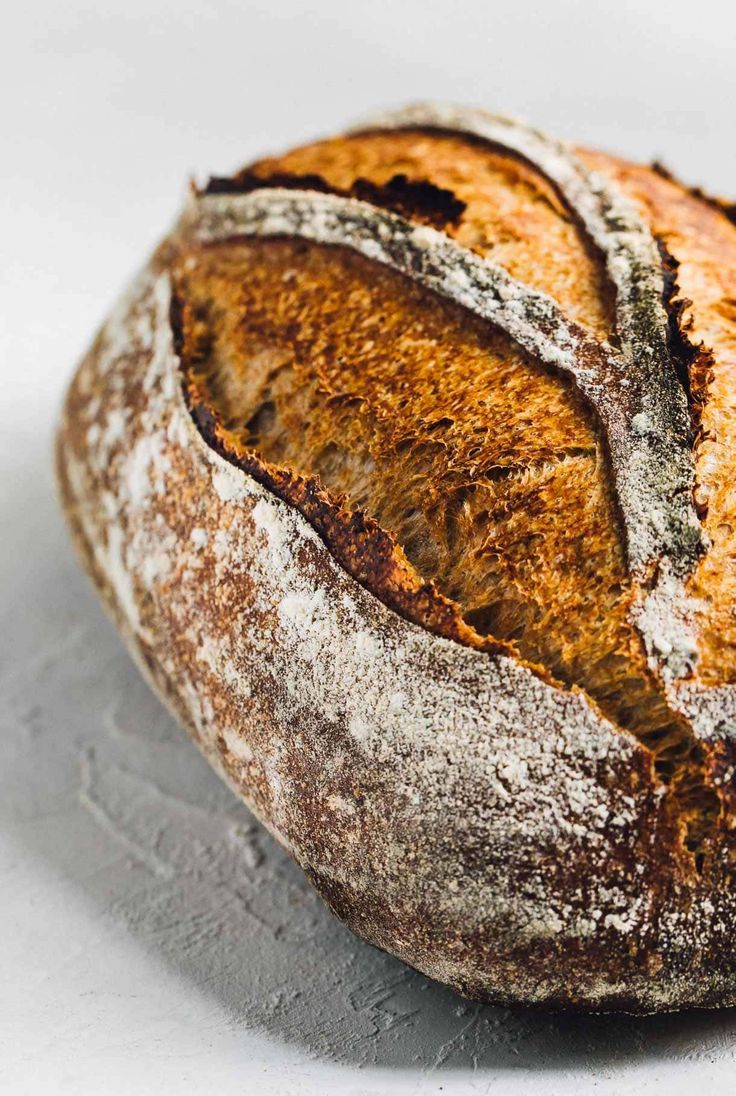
<box><xmin>56</xmin><ymin>104</ymin><xmax>736</xmax><ymax>1012</ymax></box>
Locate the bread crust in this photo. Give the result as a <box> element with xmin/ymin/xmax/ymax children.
<box><xmin>56</xmin><ymin>107</ymin><xmax>736</xmax><ymax>1011</ymax></box>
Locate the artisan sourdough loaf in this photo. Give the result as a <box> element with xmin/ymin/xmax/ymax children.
<box><xmin>57</xmin><ymin>104</ymin><xmax>736</xmax><ymax>1012</ymax></box>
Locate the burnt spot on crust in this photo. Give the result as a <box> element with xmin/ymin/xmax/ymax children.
<box><xmin>352</xmin><ymin>174</ymin><xmax>466</xmax><ymax>231</ymax></box>
<box><xmin>362</xmin><ymin>124</ymin><xmax>573</xmax><ymax>221</ymax></box>
<box><xmin>205</xmin><ymin>169</ymin><xmax>331</xmax><ymax>196</ymax></box>
<box><xmin>204</xmin><ymin>169</ymin><xmax>467</xmax><ymax>232</ymax></box>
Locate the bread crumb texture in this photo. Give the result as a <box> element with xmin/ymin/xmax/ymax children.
<box><xmin>56</xmin><ymin>109</ymin><xmax>736</xmax><ymax>1011</ymax></box>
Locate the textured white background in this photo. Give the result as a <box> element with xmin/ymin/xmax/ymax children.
<box><xmin>3</xmin><ymin>1</ymin><xmax>736</xmax><ymax>1092</ymax></box>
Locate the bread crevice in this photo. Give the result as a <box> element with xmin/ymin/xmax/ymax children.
<box><xmin>172</xmin><ymin>235</ymin><xmax>721</xmax><ymax>864</ymax></box>
<box><xmin>169</xmin><ymin>121</ymin><xmax>736</xmax><ymax>864</ymax></box>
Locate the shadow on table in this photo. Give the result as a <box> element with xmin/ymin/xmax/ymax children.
<box><xmin>3</xmin><ymin>478</ymin><xmax>736</xmax><ymax>1073</ymax></box>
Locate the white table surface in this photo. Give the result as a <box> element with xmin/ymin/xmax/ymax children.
<box><xmin>3</xmin><ymin>2</ymin><xmax>736</xmax><ymax>1092</ymax></box>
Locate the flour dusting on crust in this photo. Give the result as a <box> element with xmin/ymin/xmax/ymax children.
<box><xmin>183</xmin><ymin>177</ymin><xmax>704</xmax><ymax>684</ymax></box>
<box><xmin>55</xmin><ymin>264</ymin><xmax>736</xmax><ymax>1011</ymax></box>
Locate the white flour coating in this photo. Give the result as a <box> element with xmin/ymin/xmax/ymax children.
<box><xmin>632</xmin><ymin>564</ymin><xmax>704</xmax><ymax>683</ymax></box>
<box><xmin>184</xmin><ymin>162</ymin><xmax>703</xmax><ymax>683</ymax></box>
<box><xmin>185</xmin><ymin>189</ymin><xmax>585</xmax><ymax>372</ymax></box>
<box><xmin>56</xmin><ymin>265</ymin><xmax>736</xmax><ymax>1010</ymax></box>
<box><xmin>671</xmin><ymin>681</ymin><xmax>736</xmax><ymax>743</ymax></box>
<box><xmin>350</xmin><ymin>103</ymin><xmax>708</xmax><ymax>679</ymax></box>
<box><xmin>61</xmin><ymin>275</ymin><xmax>637</xmax><ymax>977</ymax></box>
<box><xmin>352</xmin><ymin>103</ymin><xmax>672</xmax><ymax>365</ymax></box>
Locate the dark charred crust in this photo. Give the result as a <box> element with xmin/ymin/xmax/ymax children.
<box><xmin>656</xmin><ymin>239</ymin><xmax>698</xmax><ymax>429</ymax></box>
<box><xmin>169</xmin><ymin>289</ymin><xmax>186</xmax><ymax>358</ymax></box>
<box><xmin>358</xmin><ymin>124</ymin><xmax>570</xmax><ymax>218</ymax></box>
<box><xmin>657</xmin><ymin>241</ymin><xmax>693</xmax><ymax>388</ymax></box>
<box><xmin>205</xmin><ymin>170</ymin><xmax>332</xmax><ymax>197</ymax></box>
<box><xmin>204</xmin><ymin>169</ymin><xmax>466</xmax><ymax>231</ymax></box>
<box><xmin>649</xmin><ymin>161</ymin><xmax>675</xmax><ymax>183</ymax></box>
<box><xmin>655</xmin><ymin>236</ymin><xmax>715</xmax><ymax>516</ymax></box>
<box><xmin>353</xmin><ymin>174</ymin><xmax>466</xmax><ymax>230</ymax></box>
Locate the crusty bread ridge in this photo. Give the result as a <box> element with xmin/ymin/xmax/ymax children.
<box><xmin>56</xmin><ymin>104</ymin><xmax>736</xmax><ymax>1011</ymax></box>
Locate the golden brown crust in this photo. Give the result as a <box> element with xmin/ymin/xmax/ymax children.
<box><xmin>55</xmin><ymin>263</ymin><xmax>732</xmax><ymax>1012</ymax></box>
<box><xmin>173</xmin><ymin>238</ymin><xmax>662</xmax><ymax>733</ymax></box>
<box><xmin>579</xmin><ymin>151</ymin><xmax>736</xmax><ymax>686</ymax></box>
<box><xmin>245</xmin><ymin>128</ymin><xmax>616</xmax><ymax>337</ymax></box>
<box><xmin>54</xmin><ymin>106</ymin><xmax>736</xmax><ymax>1011</ymax></box>
<box><xmin>173</xmin><ymin>125</ymin><xmax>736</xmax><ymax>847</ymax></box>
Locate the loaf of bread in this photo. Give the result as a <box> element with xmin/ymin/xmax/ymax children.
<box><xmin>56</xmin><ymin>104</ymin><xmax>736</xmax><ymax>1013</ymax></box>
